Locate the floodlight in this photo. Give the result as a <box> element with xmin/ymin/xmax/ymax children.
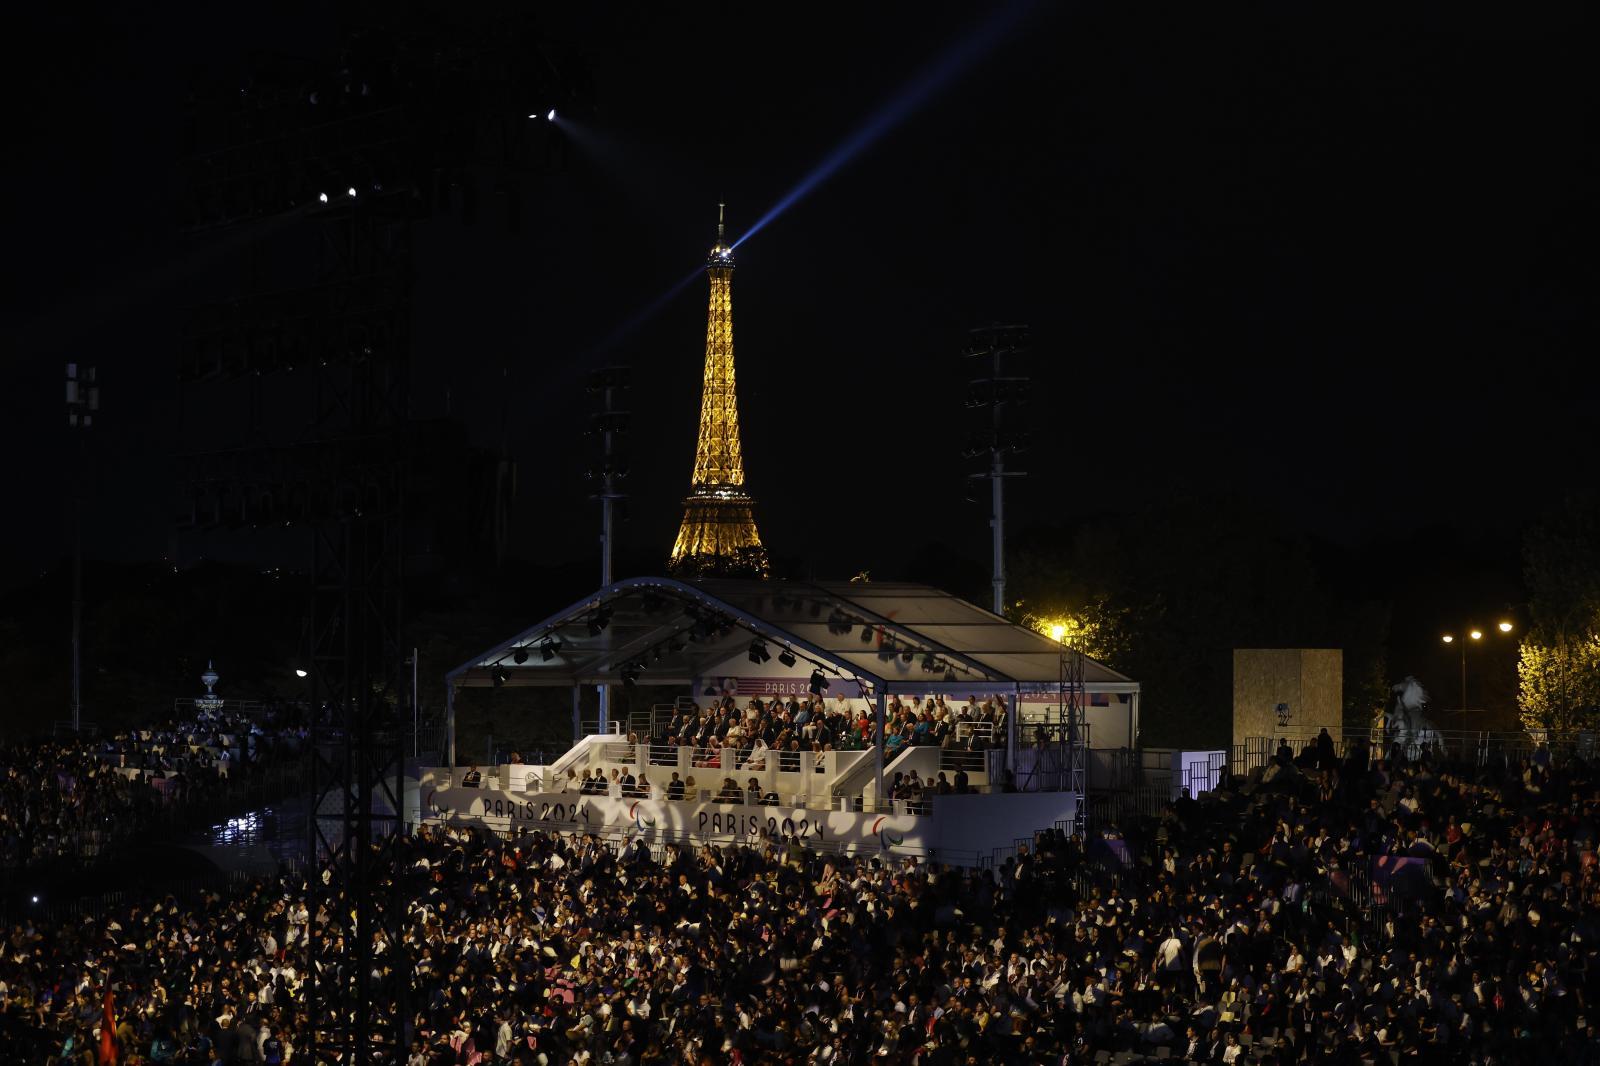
<box><xmin>778</xmin><ymin>649</ymin><xmax>797</xmax><ymax>668</ymax></box>
<box><xmin>512</xmin><ymin>648</ymin><xmax>528</xmax><ymax>665</ymax></box>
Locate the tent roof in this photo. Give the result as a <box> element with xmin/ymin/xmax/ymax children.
<box><xmin>449</xmin><ymin>577</ymin><xmax>1134</xmax><ymax>695</ymax></box>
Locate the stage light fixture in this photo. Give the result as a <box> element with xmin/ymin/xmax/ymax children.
<box><xmin>620</xmin><ymin>662</ymin><xmax>641</xmax><ymax>687</ymax></box>
<box><xmin>346</xmin><ymin>187</ymin><xmax>358</xmax><ymax>198</ymax></box>
<box><xmin>749</xmin><ymin>639</ymin><xmax>771</xmax><ymax>664</ymax></box>
<box><xmin>512</xmin><ymin>647</ymin><xmax>528</xmax><ymax>665</ymax></box>
<box><xmin>778</xmin><ymin>648</ymin><xmax>797</xmax><ymax>668</ymax></box>
<box><xmin>921</xmin><ymin>652</ymin><xmax>939</xmax><ymax>673</ymax></box>
<box><xmin>901</xmin><ymin>648</ymin><xmax>914</xmax><ymax>665</ymax></box>
<box><xmin>878</xmin><ymin>638</ymin><xmax>897</xmax><ymax>661</ymax></box>
<box><xmin>548</xmin><ymin>108</ymin><xmax>557</xmax><ymax>120</ymax></box>
<box><xmin>318</xmin><ymin>193</ymin><xmax>329</xmax><ymax>203</ymax></box>
<box><xmin>860</xmin><ymin>626</ymin><xmax>874</xmax><ymax>644</ymax></box>
<box><xmin>587</xmin><ymin>607</ymin><xmax>613</xmax><ymax>636</ymax></box>
<box><xmin>492</xmin><ymin>666</ymin><xmax>510</xmax><ymax>687</ymax></box>
<box><xmin>540</xmin><ymin>639</ymin><xmax>561</xmax><ymax>662</ymax></box>
<box><xmin>295</xmin><ymin>668</ymin><xmax>308</xmax><ymax>678</ymax></box>
<box><xmin>943</xmin><ymin>667</ymin><xmax>957</xmax><ymax>682</ymax></box>
<box><xmin>809</xmin><ymin>670</ymin><xmax>830</xmax><ymax>695</ymax></box>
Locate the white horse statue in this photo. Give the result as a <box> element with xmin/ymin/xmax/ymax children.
<box><xmin>1380</xmin><ymin>676</ymin><xmax>1444</xmax><ymax>758</ymax></box>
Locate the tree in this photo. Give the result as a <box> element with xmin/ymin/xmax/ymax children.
<box><xmin>1517</xmin><ymin>633</ymin><xmax>1600</xmax><ymax>734</ymax></box>
<box><xmin>1518</xmin><ymin>493</ymin><xmax>1600</xmax><ymax>733</ymax></box>
<box><xmin>1009</xmin><ymin>498</ymin><xmax>1332</xmax><ymax>748</ymax></box>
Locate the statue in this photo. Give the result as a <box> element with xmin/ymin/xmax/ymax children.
<box><xmin>1378</xmin><ymin>675</ymin><xmax>1442</xmax><ymax>757</ymax></box>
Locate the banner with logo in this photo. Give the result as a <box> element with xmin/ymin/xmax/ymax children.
<box><xmin>421</xmin><ymin>786</ymin><xmax>924</xmax><ymax>851</ymax></box>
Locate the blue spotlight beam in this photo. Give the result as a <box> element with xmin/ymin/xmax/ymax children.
<box><xmin>583</xmin><ymin>0</ymin><xmax>1030</xmax><ymax>362</ymax></box>
<box><xmin>731</xmin><ymin>0</ymin><xmax>1032</xmax><ymax>250</ymax></box>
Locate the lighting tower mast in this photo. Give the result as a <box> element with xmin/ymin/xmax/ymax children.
<box><xmin>588</xmin><ymin>366</ymin><xmax>630</xmax><ymax>730</ymax></box>
<box><xmin>66</xmin><ymin>364</ymin><xmax>98</xmax><ymax>734</ymax></box>
<box><xmin>963</xmin><ymin>325</ymin><xmax>1030</xmax><ymax>614</ymax></box>
<box><xmin>669</xmin><ymin>204</ymin><xmax>769</xmax><ymax>578</ymax></box>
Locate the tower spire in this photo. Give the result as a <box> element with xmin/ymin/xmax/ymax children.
<box><xmin>668</xmin><ymin>205</ymin><xmax>769</xmax><ymax>579</ymax></box>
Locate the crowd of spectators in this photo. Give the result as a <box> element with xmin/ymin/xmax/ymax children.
<box><xmin>5</xmin><ymin>730</ymin><xmax>1600</xmax><ymax>1064</ymax></box>
<box><xmin>647</xmin><ymin>693</ymin><xmax>1008</xmax><ymax>764</ymax></box>
<box><xmin>0</xmin><ymin>710</ymin><xmax>304</xmax><ymax>871</ymax></box>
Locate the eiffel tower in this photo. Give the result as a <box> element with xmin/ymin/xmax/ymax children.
<box><xmin>668</xmin><ymin>205</ymin><xmax>770</xmax><ymax>578</ymax></box>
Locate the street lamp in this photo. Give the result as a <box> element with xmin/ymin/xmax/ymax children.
<box><xmin>1441</xmin><ymin>622</ymin><xmax>1514</xmax><ymax>730</ymax></box>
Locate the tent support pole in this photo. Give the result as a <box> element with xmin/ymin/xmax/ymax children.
<box><xmin>445</xmin><ymin>683</ymin><xmax>456</xmax><ymax>768</ymax></box>
<box><xmin>572</xmin><ymin>682</ymin><xmax>582</xmax><ymax>746</ymax></box>
<box><xmin>875</xmin><ymin>688</ymin><xmax>887</xmax><ymax>812</ymax></box>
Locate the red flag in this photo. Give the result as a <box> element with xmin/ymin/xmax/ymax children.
<box><xmin>98</xmin><ymin>988</ymin><xmax>117</xmax><ymax>1065</ymax></box>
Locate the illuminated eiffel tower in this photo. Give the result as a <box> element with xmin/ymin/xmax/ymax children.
<box><xmin>668</xmin><ymin>205</ymin><xmax>770</xmax><ymax>578</ymax></box>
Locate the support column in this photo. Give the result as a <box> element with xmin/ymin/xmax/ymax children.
<box><xmin>1006</xmin><ymin>684</ymin><xmax>1019</xmax><ymax>784</ymax></box>
<box><xmin>874</xmin><ymin>689</ymin><xmax>887</xmax><ymax>812</ymax></box>
<box><xmin>445</xmin><ymin>683</ymin><xmax>456</xmax><ymax>768</ymax></box>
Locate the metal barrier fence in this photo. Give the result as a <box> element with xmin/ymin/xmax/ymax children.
<box><xmin>1237</xmin><ymin>729</ymin><xmax>1598</xmax><ymax>775</ymax></box>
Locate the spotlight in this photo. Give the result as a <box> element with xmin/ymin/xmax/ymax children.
<box><xmin>318</xmin><ymin>192</ymin><xmax>329</xmax><ymax>204</ymax></box>
<box><xmin>809</xmin><ymin>670</ymin><xmax>830</xmax><ymax>695</ymax></box>
<box><xmin>540</xmin><ymin>639</ymin><xmax>562</xmax><ymax>662</ymax></box>
<box><xmin>900</xmin><ymin>649</ymin><xmax>914</xmax><ymax>665</ymax></box>
<box><xmin>548</xmin><ymin>108</ymin><xmax>557</xmax><ymax>120</ymax></box>
<box><xmin>587</xmin><ymin>607</ymin><xmax>613</xmax><ymax>636</ymax></box>
<box><xmin>492</xmin><ymin>666</ymin><xmax>510</xmax><ymax>687</ymax></box>
<box><xmin>778</xmin><ymin>649</ymin><xmax>797</xmax><ymax>668</ymax></box>
<box><xmin>860</xmin><ymin>626</ymin><xmax>874</xmax><ymax>644</ymax></box>
<box><xmin>295</xmin><ymin>668</ymin><xmax>308</xmax><ymax>678</ymax></box>
<box><xmin>512</xmin><ymin>647</ymin><xmax>529</xmax><ymax>665</ymax></box>
<box><xmin>878</xmin><ymin>638</ymin><xmax>897</xmax><ymax>661</ymax></box>
<box><xmin>828</xmin><ymin>610</ymin><xmax>854</xmax><ymax>636</ymax></box>
<box><xmin>346</xmin><ymin>187</ymin><xmax>358</xmax><ymax>198</ymax></box>
<box><xmin>620</xmin><ymin>662</ymin><xmax>641</xmax><ymax>687</ymax></box>
<box><xmin>748</xmin><ymin>639</ymin><xmax>771</xmax><ymax>665</ymax></box>
<box><xmin>921</xmin><ymin>653</ymin><xmax>939</xmax><ymax>673</ymax></box>
<box><xmin>943</xmin><ymin>667</ymin><xmax>957</xmax><ymax>683</ymax></box>
<box><xmin>30</xmin><ymin>896</ymin><xmax>39</xmax><ymax>904</ymax></box>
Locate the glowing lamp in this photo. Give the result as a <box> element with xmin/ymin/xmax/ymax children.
<box><xmin>1498</xmin><ymin>622</ymin><xmax>1513</xmax><ymax>633</ymax></box>
<box><xmin>1442</xmin><ymin>635</ymin><xmax>1454</xmax><ymax>644</ymax></box>
<box><xmin>1049</xmin><ymin>624</ymin><xmax>1066</xmax><ymax>642</ymax></box>
<box><xmin>1470</xmin><ymin>630</ymin><xmax>1483</xmax><ymax>641</ymax></box>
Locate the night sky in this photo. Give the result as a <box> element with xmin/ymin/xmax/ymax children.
<box><xmin>3</xmin><ymin>3</ymin><xmax>1587</xmax><ymax>604</ymax></box>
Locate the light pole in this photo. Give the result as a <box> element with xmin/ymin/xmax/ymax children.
<box><xmin>1441</xmin><ymin>621</ymin><xmax>1513</xmax><ymax>731</ymax></box>
<box><xmin>66</xmin><ymin>364</ymin><xmax>98</xmax><ymax>734</ymax></box>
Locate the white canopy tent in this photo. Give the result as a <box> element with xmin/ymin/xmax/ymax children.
<box><xmin>447</xmin><ymin>576</ymin><xmax>1136</xmax><ymax>800</ymax></box>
